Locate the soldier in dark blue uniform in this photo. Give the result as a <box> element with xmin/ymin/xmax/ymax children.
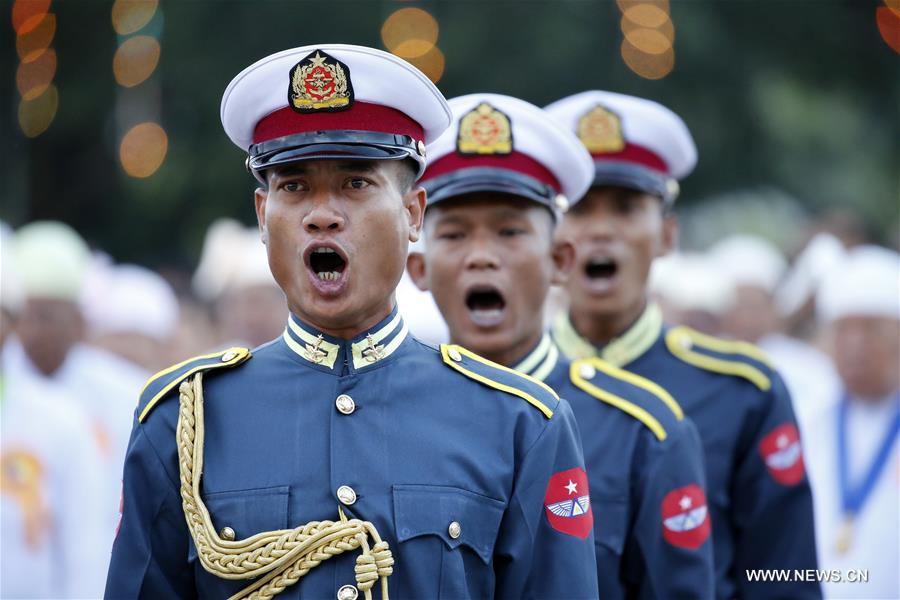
<box><xmin>105</xmin><ymin>45</ymin><xmax>598</xmax><ymax>600</ymax></box>
<box><xmin>546</xmin><ymin>91</ymin><xmax>820</xmax><ymax>599</ymax></box>
<box><xmin>407</xmin><ymin>92</ymin><xmax>714</xmax><ymax>599</ymax></box>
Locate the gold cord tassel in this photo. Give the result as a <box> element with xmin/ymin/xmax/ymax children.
<box><xmin>176</xmin><ymin>375</ymin><xmax>393</xmax><ymax>599</ymax></box>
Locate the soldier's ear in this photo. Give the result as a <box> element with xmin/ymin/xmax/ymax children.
<box><xmin>406</xmin><ymin>252</ymin><xmax>429</xmax><ymax>291</ymax></box>
<box><xmin>254</xmin><ymin>188</ymin><xmax>268</xmax><ymax>244</ymax></box>
<box><xmin>405</xmin><ymin>186</ymin><xmax>427</xmax><ymax>243</ymax></box>
<box><xmin>659</xmin><ymin>213</ymin><xmax>679</xmax><ymax>257</ymax></box>
<box><xmin>550</xmin><ymin>238</ymin><xmax>575</xmax><ymax>286</ymax></box>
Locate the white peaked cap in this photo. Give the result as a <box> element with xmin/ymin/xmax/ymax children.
<box><xmin>221</xmin><ymin>44</ymin><xmax>451</xmax><ymax>180</ymax></box>
<box><xmin>12</xmin><ymin>221</ymin><xmax>91</xmax><ymax>302</ymax></box>
<box><xmin>192</xmin><ymin>219</ymin><xmax>278</xmax><ymax>301</ymax></box>
<box><xmin>84</xmin><ymin>262</ymin><xmax>180</xmax><ymax>341</ymax></box>
<box><xmin>421</xmin><ymin>93</ymin><xmax>594</xmax><ymax>210</ymax></box>
<box><xmin>817</xmin><ymin>245</ymin><xmax>900</xmax><ymax>322</ymax></box>
<box><xmin>707</xmin><ymin>234</ymin><xmax>788</xmax><ymax>294</ymax></box>
<box><xmin>545</xmin><ymin>90</ymin><xmax>696</xmax><ymax>203</ymax></box>
<box><xmin>775</xmin><ymin>232</ymin><xmax>847</xmax><ymax>316</ymax></box>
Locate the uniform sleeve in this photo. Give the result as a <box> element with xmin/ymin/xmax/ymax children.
<box><xmin>493</xmin><ymin>399</ymin><xmax>599</xmax><ymax>600</ymax></box>
<box><xmin>105</xmin><ymin>422</ymin><xmax>196</xmax><ymax>599</ymax></box>
<box><xmin>732</xmin><ymin>372</ymin><xmax>821</xmax><ymax>599</ymax></box>
<box><xmin>623</xmin><ymin>418</ymin><xmax>715</xmax><ymax>599</ymax></box>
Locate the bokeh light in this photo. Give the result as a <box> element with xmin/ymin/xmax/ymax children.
<box><xmin>12</xmin><ymin>0</ymin><xmax>51</xmax><ymax>34</ymax></box>
<box><xmin>876</xmin><ymin>6</ymin><xmax>900</xmax><ymax>53</ymax></box>
<box><xmin>621</xmin><ymin>39</ymin><xmax>674</xmax><ymax>79</ymax></box>
<box><xmin>113</xmin><ymin>35</ymin><xmax>161</xmax><ymax>88</ymax></box>
<box><xmin>111</xmin><ymin>0</ymin><xmax>158</xmax><ymax>35</ymax></box>
<box><xmin>18</xmin><ymin>84</ymin><xmax>58</xmax><ymax>138</ymax></box>
<box><xmin>15</xmin><ymin>12</ymin><xmax>55</xmax><ymax>62</ymax></box>
<box><xmin>381</xmin><ymin>7</ymin><xmax>439</xmax><ymax>59</ymax></box>
<box><xmin>119</xmin><ymin>122</ymin><xmax>168</xmax><ymax>178</ymax></box>
<box><xmin>624</xmin><ymin>27</ymin><xmax>673</xmax><ymax>54</ymax></box>
<box><xmin>616</xmin><ymin>0</ymin><xmax>669</xmax><ymax>14</ymax></box>
<box><xmin>404</xmin><ymin>45</ymin><xmax>445</xmax><ymax>83</ymax></box>
<box><xmin>623</xmin><ymin>3</ymin><xmax>670</xmax><ymax>29</ymax></box>
<box><xmin>16</xmin><ymin>47</ymin><xmax>56</xmax><ymax>100</ymax></box>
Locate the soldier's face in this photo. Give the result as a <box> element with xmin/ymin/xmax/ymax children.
<box><xmin>557</xmin><ymin>186</ymin><xmax>676</xmax><ymax>323</ymax></box>
<box><xmin>16</xmin><ymin>297</ymin><xmax>84</xmax><ymax>376</ymax></box>
<box><xmin>255</xmin><ymin>160</ymin><xmax>425</xmax><ymax>337</ymax></box>
<box><xmin>411</xmin><ymin>195</ymin><xmax>572</xmax><ymax>365</ymax></box>
<box><xmin>830</xmin><ymin>315</ymin><xmax>900</xmax><ymax>400</ymax></box>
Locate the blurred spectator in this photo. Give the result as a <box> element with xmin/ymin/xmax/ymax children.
<box><xmin>649</xmin><ymin>251</ymin><xmax>732</xmax><ymax>334</ymax></box>
<box><xmin>193</xmin><ymin>219</ymin><xmax>287</xmax><ymax>348</ymax></box>
<box><xmin>708</xmin><ymin>234</ymin><xmax>839</xmax><ymax>426</ymax></box>
<box><xmin>4</xmin><ymin>221</ymin><xmax>141</xmax><ymax>539</ymax></box>
<box><xmin>1</xmin><ymin>223</ymin><xmax>109</xmax><ymax>598</ymax></box>
<box><xmin>804</xmin><ymin>245</ymin><xmax>900</xmax><ymax>599</ymax></box>
<box><xmin>83</xmin><ymin>258</ymin><xmax>180</xmax><ymax>374</ymax></box>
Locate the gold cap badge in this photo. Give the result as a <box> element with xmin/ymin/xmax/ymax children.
<box><xmin>289</xmin><ymin>50</ymin><xmax>354</xmax><ymax>112</ymax></box>
<box><xmin>577</xmin><ymin>105</ymin><xmax>625</xmax><ymax>153</ymax></box>
<box><xmin>457</xmin><ymin>103</ymin><xmax>513</xmax><ymax>155</ymax></box>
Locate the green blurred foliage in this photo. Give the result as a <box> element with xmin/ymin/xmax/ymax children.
<box><xmin>2</xmin><ymin>0</ymin><xmax>897</xmax><ymax>269</ymax></box>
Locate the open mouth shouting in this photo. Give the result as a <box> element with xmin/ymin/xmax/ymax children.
<box><xmin>304</xmin><ymin>243</ymin><xmax>349</xmax><ymax>296</ymax></box>
<box><xmin>583</xmin><ymin>255</ymin><xmax>619</xmax><ymax>294</ymax></box>
<box><xmin>465</xmin><ymin>285</ymin><xmax>507</xmax><ymax>328</ymax></box>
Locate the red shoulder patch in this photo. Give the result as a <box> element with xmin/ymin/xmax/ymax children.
<box><xmin>661</xmin><ymin>484</ymin><xmax>711</xmax><ymax>550</ymax></box>
<box><xmin>759</xmin><ymin>422</ymin><xmax>805</xmax><ymax>485</ymax></box>
<box><xmin>544</xmin><ymin>467</ymin><xmax>593</xmax><ymax>539</ymax></box>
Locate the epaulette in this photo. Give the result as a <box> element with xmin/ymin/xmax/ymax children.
<box><xmin>664</xmin><ymin>326</ymin><xmax>772</xmax><ymax>392</ymax></box>
<box><xmin>137</xmin><ymin>347</ymin><xmax>252</xmax><ymax>422</ymax></box>
<box><xmin>440</xmin><ymin>344</ymin><xmax>558</xmax><ymax>419</ymax></box>
<box><xmin>569</xmin><ymin>357</ymin><xmax>683</xmax><ymax>442</ymax></box>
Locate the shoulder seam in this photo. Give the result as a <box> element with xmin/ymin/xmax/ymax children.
<box><xmin>569</xmin><ymin>359</ymin><xmax>670</xmax><ymax>441</ymax></box>
<box><xmin>440</xmin><ymin>344</ymin><xmax>556</xmax><ymax>419</ymax></box>
<box><xmin>665</xmin><ymin>327</ymin><xmax>771</xmax><ymax>391</ymax></box>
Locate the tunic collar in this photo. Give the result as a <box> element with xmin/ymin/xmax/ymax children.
<box><xmin>552</xmin><ymin>303</ymin><xmax>663</xmax><ymax>367</ymax></box>
<box><xmin>512</xmin><ymin>333</ymin><xmax>560</xmax><ymax>383</ymax></box>
<box><xmin>282</xmin><ymin>306</ymin><xmax>409</xmax><ymax>371</ymax></box>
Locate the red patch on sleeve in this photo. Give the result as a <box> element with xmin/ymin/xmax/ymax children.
<box><xmin>759</xmin><ymin>422</ymin><xmax>805</xmax><ymax>485</ymax></box>
<box><xmin>543</xmin><ymin>467</ymin><xmax>593</xmax><ymax>539</ymax></box>
<box><xmin>661</xmin><ymin>484</ymin><xmax>711</xmax><ymax>550</ymax></box>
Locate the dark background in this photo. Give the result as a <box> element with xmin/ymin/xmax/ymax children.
<box><xmin>3</xmin><ymin>0</ymin><xmax>898</xmax><ymax>268</ymax></box>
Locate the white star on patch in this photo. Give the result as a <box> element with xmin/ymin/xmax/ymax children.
<box><xmin>565</xmin><ymin>480</ymin><xmax>578</xmax><ymax>495</ymax></box>
<box><xmin>777</xmin><ymin>434</ymin><xmax>788</xmax><ymax>448</ymax></box>
<box><xmin>679</xmin><ymin>496</ymin><xmax>693</xmax><ymax>510</ymax></box>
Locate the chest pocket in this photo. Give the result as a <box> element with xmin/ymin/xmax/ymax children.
<box><xmin>187</xmin><ymin>485</ymin><xmax>290</xmax><ymax>563</ymax></box>
<box><xmin>393</xmin><ymin>484</ymin><xmax>505</xmax><ymax>599</ymax></box>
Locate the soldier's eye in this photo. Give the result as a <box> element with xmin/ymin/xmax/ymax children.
<box><xmin>346</xmin><ymin>178</ymin><xmax>371</xmax><ymax>190</ymax></box>
<box><xmin>282</xmin><ymin>181</ymin><xmax>303</xmax><ymax>192</ymax></box>
<box><xmin>438</xmin><ymin>231</ymin><xmax>464</xmax><ymax>241</ymax></box>
<box><xmin>500</xmin><ymin>228</ymin><xmax>525</xmax><ymax>237</ymax></box>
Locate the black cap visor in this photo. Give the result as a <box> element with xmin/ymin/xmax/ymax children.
<box><xmin>592</xmin><ymin>161</ymin><xmax>679</xmax><ymax>205</ymax></box>
<box><xmin>248</xmin><ymin>130</ymin><xmax>424</xmax><ymax>184</ymax></box>
<box><xmin>423</xmin><ymin>167</ymin><xmax>561</xmax><ymax>218</ymax></box>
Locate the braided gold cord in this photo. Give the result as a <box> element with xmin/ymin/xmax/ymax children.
<box><xmin>176</xmin><ymin>375</ymin><xmax>393</xmax><ymax>600</ymax></box>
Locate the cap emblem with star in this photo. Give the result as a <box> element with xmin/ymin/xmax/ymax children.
<box><xmin>288</xmin><ymin>50</ymin><xmax>354</xmax><ymax>112</ymax></box>
<box><xmin>457</xmin><ymin>102</ymin><xmax>513</xmax><ymax>155</ymax></box>
<box><xmin>576</xmin><ymin>105</ymin><xmax>624</xmax><ymax>153</ymax></box>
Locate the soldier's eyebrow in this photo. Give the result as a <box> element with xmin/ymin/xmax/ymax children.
<box><xmin>336</xmin><ymin>161</ymin><xmax>377</xmax><ymax>174</ymax></box>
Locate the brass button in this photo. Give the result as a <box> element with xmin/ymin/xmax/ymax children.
<box><xmin>221</xmin><ymin>350</ymin><xmax>238</xmax><ymax>362</ymax></box>
<box><xmin>337</xmin><ymin>485</ymin><xmax>357</xmax><ymax>506</ymax></box>
<box><xmin>448</xmin><ymin>521</ymin><xmax>461</xmax><ymax>539</ymax></box>
<box><xmin>337</xmin><ymin>584</ymin><xmax>359</xmax><ymax>600</ymax></box>
<box><xmin>448</xmin><ymin>348</ymin><xmax>462</xmax><ymax>362</ymax></box>
<box><xmin>220</xmin><ymin>526</ymin><xmax>235</xmax><ymax>541</ymax></box>
<box><xmin>335</xmin><ymin>394</ymin><xmax>356</xmax><ymax>415</ymax></box>
<box><xmin>578</xmin><ymin>363</ymin><xmax>596</xmax><ymax>380</ymax></box>
<box><xmin>678</xmin><ymin>333</ymin><xmax>692</xmax><ymax>350</ymax></box>
<box><xmin>416</xmin><ymin>140</ymin><xmax>427</xmax><ymax>157</ymax></box>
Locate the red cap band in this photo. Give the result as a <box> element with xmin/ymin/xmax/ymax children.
<box><xmin>422</xmin><ymin>151</ymin><xmax>562</xmax><ymax>192</ymax></box>
<box><xmin>253</xmin><ymin>101</ymin><xmax>424</xmax><ymax>145</ymax></box>
<box><xmin>591</xmin><ymin>142</ymin><xmax>669</xmax><ymax>175</ymax></box>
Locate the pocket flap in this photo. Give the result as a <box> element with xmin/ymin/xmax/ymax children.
<box><xmin>188</xmin><ymin>485</ymin><xmax>290</xmax><ymax>561</ymax></box>
<box><xmin>393</xmin><ymin>485</ymin><xmax>505</xmax><ymax>563</ymax></box>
